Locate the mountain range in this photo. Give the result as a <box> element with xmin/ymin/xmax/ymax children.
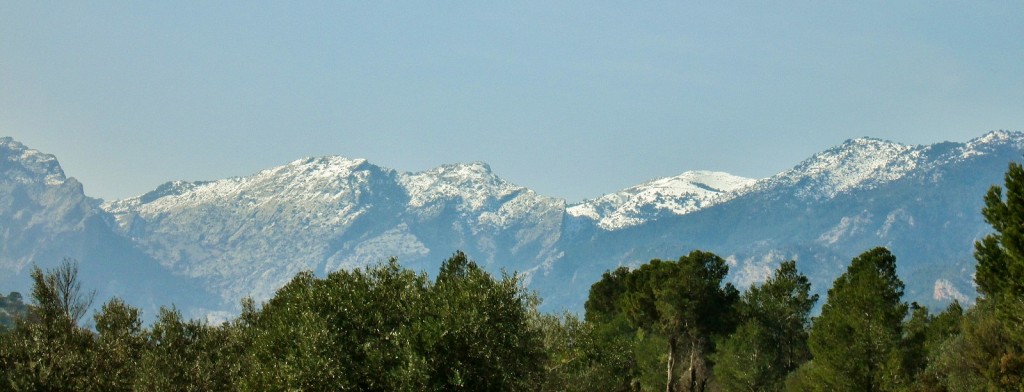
<box><xmin>2</xmin><ymin>131</ymin><xmax>1020</xmax><ymax>320</ymax></box>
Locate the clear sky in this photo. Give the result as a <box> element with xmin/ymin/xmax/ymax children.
<box><xmin>2</xmin><ymin>2</ymin><xmax>1022</xmax><ymax>202</ymax></box>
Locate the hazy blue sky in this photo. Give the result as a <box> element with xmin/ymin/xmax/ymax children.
<box><xmin>2</xmin><ymin>2</ymin><xmax>1022</xmax><ymax>202</ymax></box>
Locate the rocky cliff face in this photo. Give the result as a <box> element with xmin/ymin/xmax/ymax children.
<box><xmin>0</xmin><ymin>137</ymin><xmax>99</xmax><ymax>277</ymax></box>
<box><xmin>0</xmin><ymin>138</ymin><xmax>215</xmax><ymax>320</ymax></box>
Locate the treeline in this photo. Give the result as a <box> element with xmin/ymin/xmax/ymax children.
<box><xmin>1</xmin><ymin>163</ymin><xmax>1024</xmax><ymax>391</ymax></box>
<box><xmin>0</xmin><ymin>253</ymin><xmax>548</xmax><ymax>391</ymax></box>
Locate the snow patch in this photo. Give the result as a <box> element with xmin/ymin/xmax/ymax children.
<box><xmin>818</xmin><ymin>212</ymin><xmax>873</xmax><ymax>245</ymax></box>
<box><xmin>730</xmin><ymin>250</ymin><xmax>791</xmax><ymax>290</ymax></box>
<box><xmin>400</xmin><ymin>162</ymin><xmax>522</xmax><ymax>211</ymax></box>
<box><xmin>877</xmin><ymin>209</ymin><xmax>914</xmax><ymax>238</ymax></box>
<box><xmin>933</xmin><ymin>279</ymin><xmax>968</xmax><ymax>303</ymax></box>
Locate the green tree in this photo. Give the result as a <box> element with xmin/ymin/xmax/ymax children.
<box><xmin>621</xmin><ymin>250</ymin><xmax>739</xmax><ymax>392</ymax></box>
<box><xmin>241</xmin><ymin>260</ymin><xmax>430</xmax><ymax>391</ymax></box>
<box><xmin>972</xmin><ymin>161</ymin><xmax>1024</xmax><ymax>389</ymax></box>
<box><xmin>712</xmin><ymin>260</ymin><xmax>817</xmax><ymax>391</ymax></box>
<box><xmin>0</xmin><ymin>260</ymin><xmax>96</xmax><ymax>391</ymax></box>
<box><xmin>533</xmin><ymin>311</ymin><xmax>637</xmax><ymax>392</ymax></box>
<box><xmin>913</xmin><ymin>302</ymin><xmax>991</xmax><ymax>392</ymax></box>
<box><xmin>582</xmin><ymin>266</ymin><xmax>644</xmax><ymax>390</ymax></box>
<box><xmin>88</xmin><ymin>298</ymin><xmax>146</xmax><ymax>392</ymax></box>
<box><xmin>134</xmin><ymin>307</ymin><xmax>245</xmax><ymax>391</ymax></box>
<box><xmin>899</xmin><ymin>303</ymin><xmax>932</xmax><ymax>391</ymax></box>
<box><xmin>241</xmin><ymin>252</ymin><xmax>544</xmax><ymax>391</ymax></box>
<box><xmin>714</xmin><ymin>321</ymin><xmax>774</xmax><ymax>390</ymax></box>
<box><xmin>585</xmin><ymin>266</ymin><xmax>632</xmax><ymax>325</ymax></box>
<box><xmin>799</xmin><ymin>247</ymin><xmax>909</xmax><ymax>391</ymax></box>
<box><xmin>423</xmin><ymin>251</ymin><xmax>545</xmax><ymax>391</ymax></box>
<box><xmin>976</xmin><ymin>162</ymin><xmax>1024</xmax><ymax>301</ymax></box>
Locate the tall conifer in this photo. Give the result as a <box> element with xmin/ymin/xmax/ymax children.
<box><xmin>802</xmin><ymin>248</ymin><xmax>908</xmax><ymax>391</ymax></box>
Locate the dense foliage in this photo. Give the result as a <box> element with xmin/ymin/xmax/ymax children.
<box><xmin>2</xmin><ymin>163</ymin><xmax>1024</xmax><ymax>390</ymax></box>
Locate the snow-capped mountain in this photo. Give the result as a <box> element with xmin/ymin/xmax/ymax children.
<box><xmin>1</xmin><ymin>137</ymin><xmax>69</xmax><ymax>188</ymax></box>
<box><xmin>102</xmin><ymin>157</ymin><xmax>565</xmax><ymax>307</ymax></box>
<box><xmin>740</xmin><ymin>137</ymin><xmax>922</xmax><ymax>201</ymax></box>
<box><xmin>0</xmin><ymin>138</ymin><xmax>214</xmax><ymax>320</ymax></box>
<box><xmin>2</xmin><ymin>131</ymin><xmax>1021</xmax><ymax>318</ymax></box>
<box><xmin>545</xmin><ymin>131</ymin><xmax>1023</xmax><ymax>310</ymax></box>
<box><xmin>567</xmin><ymin>171</ymin><xmax>757</xmax><ymax>230</ymax></box>
<box><xmin>1</xmin><ymin>137</ymin><xmax>88</xmax><ymax>275</ymax></box>
<box><xmin>740</xmin><ymin>131</ymin><xmax>1024</xmax><ymax>204</ymax></box>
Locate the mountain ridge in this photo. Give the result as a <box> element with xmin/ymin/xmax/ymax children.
<box><xmin>567</xmin><ymin>170</ymin><xmax>757</xmax><ymax>230</ymax></box>
<box><xmin>1</xmin><ymin>130</ymin><xmax>1021</xmax><ymax>318</ymax></box>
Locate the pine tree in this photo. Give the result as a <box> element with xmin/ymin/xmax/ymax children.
<box><xmin>976</xmin><ymin>162</ymin><xmax>1024</xmax><ymax>300</ymax></box>
<box><xmin>584</xmin><ymin>266</ymin><xmax>632</xmax><ymax>325</ymax></box>
<box><xmin>621</xmin><ymin>251</ymin><xmax>739</xmax><ymax>392</ymax></box>
<box><xmin>971</xmin><ymin>161</ymin><xmax>1024</xmax><ymax>388</ymax></box>
<box><xmin>712</xmin><ymin>260</ymin><xmax>817</xmax><ymax>391</ymax></box>
<box><xmin>801</xmin><ymin>247</ymin><xmax>909</xmax><ymax>391</ymax></box>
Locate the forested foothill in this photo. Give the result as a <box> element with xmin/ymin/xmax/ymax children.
<box><xmin>2</xmin><ymin>163</ymin><xmax>1024</xmax><ymax>391</ymax></box>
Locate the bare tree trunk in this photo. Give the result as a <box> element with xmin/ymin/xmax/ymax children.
<box><xmin>688</xmin><ymin>339</ymin><xmax>697</xmax><ymax>392</ymax></box>
<box><xmin>666</xmin><ymin>335</ymin><xmax>677</xmax><ymax>392</ymax></box>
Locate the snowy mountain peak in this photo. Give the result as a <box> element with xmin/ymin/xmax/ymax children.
<box><xmin>658</xmin><ymin>170</ymin><xmax>759</xmax><ymax>193</ymax></box>
<box><xmin>568</xmin><ymin>170</ymin><xmax>757</xmax><ymax>230</ymax></box>
<box><xmin>104</xmin><ymin>155</ymin><xmax>391</xmax><ymax>217</ymax></box>
<box><xmin>744</xmin><ymin>136</ymin><xmax>922</xmax><ymax>200</ymax></box>
<box><xmin>972</xmin><ymin>129</ymin><xmax>1021</xmax><ymax>145</ymax></box>
<box><xmin>137</xmin><ymin>180</ymin><xmax>210</xmax><ymax>204</ymax></box>
<box><xmin>285</xmin><ymin>156</ymin><xmax>370</xmax><ymax>174</ymax></box>
<box><xmin>399</xmin><ymin>162</ymin><xmax>522</xmax><ymax>211</ymax></box>
<box><xmin>98</xmin><ymin>154</ymin><xmax>564</xmax><ymax>304</ymax></box>
<box><xmin>416</xmin><ymin>161</ymin><xmax>495</xmax><ymax>180</ymax></box>
<box><xmin>1</xmin><ymin>137</ymin><xmax>68</xmax><ymax>186</ymax></box>
<box><xmin>957</xmin><ymin>130</ymin><xmax>1024</xmax><ymax>160</ymax></box>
